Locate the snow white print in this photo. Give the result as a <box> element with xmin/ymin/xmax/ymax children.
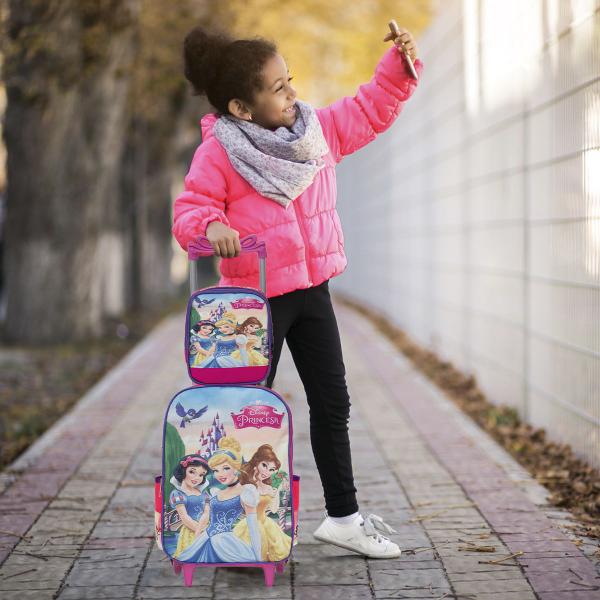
<box><xmin>195</xmin><ymin>312</ymin><xmax>250</xmax><ymax>368</ymax></box>
<box><xmin>176</xmin><ymin>437</ymin><xmax>262</xmax><ymax>563</ymax></box>
<box><xmin>233</xmin><ymin>444</ymin><xmax>292</xmax><ymax>561</ymax></box>
<box><xmin>189</xmin><ymin>320</ymin><xmax>216</xmax><ymax>367</ymax></box>
<box><xmin>168</xmin><ymin>455</ymin><xmax>211</xmax><ymax>558</ymax></box>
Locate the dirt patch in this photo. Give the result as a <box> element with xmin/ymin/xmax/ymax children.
<box><xmin>339</xmin><ymin>295</ymin><xmax>600</xmax><ymax>544</ymax></box>
<box><xmin>0</xmin><ymin>292</ymin><xmax>188</xmax><ymax>469</ymax></box>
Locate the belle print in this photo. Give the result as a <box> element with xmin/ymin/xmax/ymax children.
<box><xmin>229</xmin><ymin>317</ymin><xmax>268</xmax><ymax>366</ymax></box>
<box><xmin>233</xmin><ymin>444</ymin><xmax>292</xmax><ymax>561</ymax></box>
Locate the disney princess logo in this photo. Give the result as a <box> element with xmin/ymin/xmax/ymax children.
<box><xmin>230</xmin><ymin>297</ymin><xmax>265</xmax><ymax>310</ymax></box>
<box><xmin>231</xmin><ymin>405</ymin><xmax>283</xmax><ymax>429</ymax></box>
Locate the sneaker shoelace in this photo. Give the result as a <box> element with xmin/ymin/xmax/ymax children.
<box><xmin>361</xmin><ymin>513</ymin><xmax>396</xmax><ymax>544</ymax></box>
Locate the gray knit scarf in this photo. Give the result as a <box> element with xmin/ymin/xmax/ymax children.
<box><xmin>212</xmin><ymin>99</ymin><xmax>329</xmax><ymax>208</ymax></box>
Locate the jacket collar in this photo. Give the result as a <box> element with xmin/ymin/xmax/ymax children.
<box><xmin>200</xmin><ymin>112</ymin><xmax>219</xmax><ymax>141</ymax></box>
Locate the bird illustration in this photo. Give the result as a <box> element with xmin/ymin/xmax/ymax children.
<box><xmin>193</xmin><ymin>298</ymin><xmax>216</xmax><ymax>310</ymax></box>
<box><xmin>175</xmin><ymin>402</ymin><xmax>208</xmax><ymax>428</ymax></box>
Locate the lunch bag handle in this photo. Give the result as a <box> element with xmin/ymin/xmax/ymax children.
<box><xmin>188</xmin><ymin>234</ymin><xmax>267</xmax><ymax>295</ymax></box>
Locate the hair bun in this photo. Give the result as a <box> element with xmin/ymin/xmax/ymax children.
<box><xmin>182</xmin><ymin>27</ymin><xmax>277</xmax><ymax>116</ymax></box>
<box><xmin>218</xmin><ymin>436</ymin><xmax>241</xmax><ymax>456</ymax></box>
<box><xmin>183</xmin><ymin>26</ymin><xmax>232</xmax><ymax>96</ymax></box>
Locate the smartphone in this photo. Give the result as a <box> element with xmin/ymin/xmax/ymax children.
<box><xmin>388</xmin><ymin>20</ymin><xmax>418</xmax><ymax>80</ymax></box>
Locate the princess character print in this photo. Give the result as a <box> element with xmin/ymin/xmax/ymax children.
<box><xmin>186</xmin><ymin>289</ymin><xmax>272</xmax><ymax>385</ymax></box>
<box><xmin>161</xmin><ymin>386</ymin><xmax>293</xmax><ymax>564</ymax></box>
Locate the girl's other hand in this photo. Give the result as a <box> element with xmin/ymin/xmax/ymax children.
<box><xmin>383</xmin><ymin>25</ymin><xmax>418</xmax><ymax>62</ymax></box>
<box><xmin>206</xmin><ymin>221</ymin><xmax>241</xmax><ymax>258</ymax></box>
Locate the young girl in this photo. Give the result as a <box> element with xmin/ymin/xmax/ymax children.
<box><xmin>173</xmin><ymin>24</ymin><xmax>422</xmax><ymax>559</ymax></box>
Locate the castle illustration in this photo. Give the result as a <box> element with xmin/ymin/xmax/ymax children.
<box><xmin>197</xmin><ymin>412</ymin><xmax>226</xmax><ymax>458</ymax></box>
<box><xmin>190</xmin><ymin>298</ymin><xmax>228</xmax><ymax>327</ymax></box>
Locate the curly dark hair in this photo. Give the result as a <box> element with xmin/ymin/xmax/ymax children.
<box><xmin>183</xmin><ymin>25</ymin><xmax>278</xmax><ymax>116</ymax></box>
<box><xmin>172</xmin><ymin>454</ymin><xmax>210</xmax><ymax>484</ymax></box>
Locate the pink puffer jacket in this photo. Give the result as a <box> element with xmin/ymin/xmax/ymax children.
<box><xmin>172</xmin><ymin>45</ymin><xmax>423</xmax><ymax>298</ymax></box>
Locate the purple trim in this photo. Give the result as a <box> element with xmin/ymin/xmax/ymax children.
<box><xmin>160</xmin><ymin>383</ymin><xmax>295</xmax><ymax>566</ymax></box>
<box><xmin>184</xmin><ymin>286</ymin><xmax>274</xmax><ymax>386</ymax></box>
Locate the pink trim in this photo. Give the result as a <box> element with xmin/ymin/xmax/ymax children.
<box><xmin>154</xmin><ymin>476</ymin><xmax>162</xmax><ymax>512</ymax></box>
<box><xmin>189</xmin><ymin>365</ymin><xmax>269</xmax><ymax>384</ymax></box>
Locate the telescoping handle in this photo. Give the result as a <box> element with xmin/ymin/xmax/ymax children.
<box><xmin>187</xmin><ymin>234</ymin><xmax>267</xmax><ymax>295</ymax></box>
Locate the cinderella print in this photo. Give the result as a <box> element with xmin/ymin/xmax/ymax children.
<box><xmin>176</xmin><ymin>437</ymin><xmax>262</xmax><ymax>563</ymax></box>
<box><xmin>196</xmin><ymin>312</ymin><xmax>250</xmax><ymax>368</ymax></box>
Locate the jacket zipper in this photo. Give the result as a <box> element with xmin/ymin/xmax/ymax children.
<box><xmin>292</xmin><ymin>201</ymin><xmax>312</xmax><ymax>286</ymax></box>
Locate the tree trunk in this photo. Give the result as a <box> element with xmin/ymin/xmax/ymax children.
<box><xmin>121</xmin><ymin>111</ymin><xmax>181</xmax><ymax>310</ymax></box>
<box><xmin>120</xmin><ymin>0</ymin><xmax>216</xmax><ymax>309</ymax></box>
<box><xmin>3</xmin><ymin>0</ymin><xmax>139</xmax><ymax>342</ymax></box>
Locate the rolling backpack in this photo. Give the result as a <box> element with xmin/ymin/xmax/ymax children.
<box><xmin>154</xmin><ymin>234</ymin><xmax>299</xmax><ymax>587</ymax></box>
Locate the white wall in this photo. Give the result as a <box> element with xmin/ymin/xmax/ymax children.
<box><xmin>333</xmin><ymin>0</ymin><xmax>600</xmax><ymax>468</ymax></box>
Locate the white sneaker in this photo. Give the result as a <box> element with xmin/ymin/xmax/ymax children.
<box><xmin>313</xmin><ymin>512</ymin><xmax>402</xmax><ymax>559</ymax></box>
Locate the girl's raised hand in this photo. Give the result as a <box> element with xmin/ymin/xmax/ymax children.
<box><xmin>383</xmin><ymin>25</ymin><xmax>418</xmax><ymax>62</ymax></box>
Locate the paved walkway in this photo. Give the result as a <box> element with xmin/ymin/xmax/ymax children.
<box><xmin>0</xmin><ymin>298</ymin><xmax>599</xmax><ymax>599</ymax></box>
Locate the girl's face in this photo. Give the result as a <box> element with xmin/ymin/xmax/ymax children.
<box><xmin>256</xmin><ymin>460</ymin><xmax>278</xmax><ymax>481</ymax></box>
<box><xmin>237</xmin><ymin>53</ymin><xmax>297</xmax><ymax>131</ymax></box>
<box><xmin>184</xmin><ymin>465</ymin><xmax>207</xmax><ymax>487</ymax></box>
<box><xmin>213</xmin><ymin>461</ymin><xmax>238</xmax><ymax>484</ymax></box>
<box><xmin>246</xmin><ymin>323</ymin><xmax>260</xmax><ymax>334</ymax></box>
<box><xmin>200</xmin><ymin>325</ymin><xmax>214</xmax><ymax>336</ymax></box>
<box><xmin>219</xmin><ymin>323</ymin><xmax>234</xmax><ymax>335</ymax></box>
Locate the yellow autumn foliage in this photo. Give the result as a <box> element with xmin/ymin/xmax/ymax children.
<box><xmin>212</xmin><ymin>0</ymin><xmax>432</xmax><ymax>105</ymax></box>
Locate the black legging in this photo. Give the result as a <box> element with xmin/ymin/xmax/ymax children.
<box><xmin>266</xmin><ymin>279</ymin><xmax>358</xmax><ymax>517</ymax></box>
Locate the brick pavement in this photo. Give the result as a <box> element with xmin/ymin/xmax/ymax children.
<box><xmin>0</xmin><ymin>300</ymin><xmax>598</xmax><ymax>599</ymax></box>
<box><xmin>337</xmin><ymin>303</ymin><xmax>600</xmax><ymax>600</ymax></box>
